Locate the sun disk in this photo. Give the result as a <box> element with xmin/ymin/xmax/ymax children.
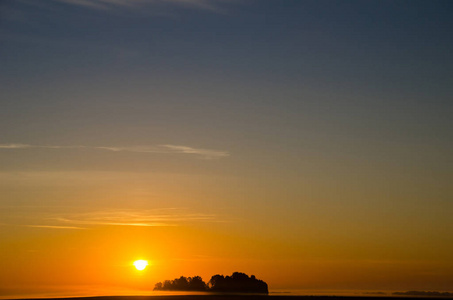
<box><xmin>133</xmin><ymin>260</ymin><xmax>148</xmax><ymax>271</ymax></box>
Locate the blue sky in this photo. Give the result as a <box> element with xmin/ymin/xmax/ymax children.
<box><xmin>2</xmin><ymin>0</ymin><xmax>452</xmax><ymax>149</ymax></box>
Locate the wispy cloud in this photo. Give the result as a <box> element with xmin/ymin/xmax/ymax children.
<box><xmin>0</xmin><ymin>144</ymin><xmax>229</xmax><ymax>159</ymax></box>
<box><xmin>17</xmin><ymin>208</ymin><xmax>220</xmax><ymax>229</ymax></box>
<box><xmin>0</xmin><ymin>144</ymin><xmax>33</xmax><ymax>149</ymax></box>
<box><xmin>160</xmin><ymin>145</ymin><xmax>229</xmax><ymax>159</ymax></box>
<box><xmin>47</xmin><ymin>0</ymin><xmax>230</xmax><ymax>12</ymax></box>
<box><xmin>25</xmin><ymin>225</ymin><xmax>86</xmax><ymax>230</ymax></box>
<box><xmin>54</xmin><ymin>209</ymin><xmax>217</xmax><ymax>227</ymax></box>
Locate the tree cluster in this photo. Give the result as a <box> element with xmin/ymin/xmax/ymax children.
<box><xmin>393</xmin><ymin>291</ymin><xmax>453</xmax><ymax>297</ymax></box>
<box><xmin>208</xmin><ymin>272</ymin><xmax>268</xmax><ymax>294</ymax></box>
<box><xmin>154</xmin><ymin>272</ymin><xmax>268</xmax><ymax>294</ymax></box>
<box><xmin>153</xmin><ymin>276</ymin><xmax>207</xmax><ymax>291</ymax></box>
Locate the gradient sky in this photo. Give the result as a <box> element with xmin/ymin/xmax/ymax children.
<box><xmin>1</xmin><ymin>0</ymin><xmax>452</xmax><ymax>298</ymax></box>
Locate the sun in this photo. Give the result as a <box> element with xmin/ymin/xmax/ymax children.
<box><xmin>133</xmin><ymin>260</ymin><xmax>148</xmax><ymax>271</ymax></box>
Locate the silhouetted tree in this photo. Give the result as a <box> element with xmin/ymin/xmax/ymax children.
<box><xmin>163</xmin><ymin>280</ymin><xmax>172</xmax><ymax>290</ymax></box>
<box><xmin>154</xmin><ymin>272</ymin><xmax>267</xmax><ymax>294</ymax></box>
<box><xmin>154</xmin><ymin>276</ymin><xmax>207</xmax><ymax>291</ymax></box>
<box><xmin>207</xmin><ymin>274</ymin><xmax>224</xmax><ymax>289</ymax></box>
<box><xmin>208</xmin><ymin>272</ymin><xmax>268</xmax><ymax>294</ymax></box>
<box><xmin>393</xmin><ymin>291</ymin><xmax>453</xmax><ymax>297</ymax></box>
<box><xmin>188</xmin><ymin>276</ymin><xmax>207</xmax><ymax>291</ymax></box>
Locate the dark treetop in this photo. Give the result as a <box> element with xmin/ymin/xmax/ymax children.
<box><xmin>154</xmin><ymin>272</ymin><xmax>268</xmax><ymax>294</ymax></box>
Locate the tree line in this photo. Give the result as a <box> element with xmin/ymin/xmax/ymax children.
<box><xmin>153</xmin><ymin>272</ymin><xmax>268</xmax><ymax>294</ymax></box>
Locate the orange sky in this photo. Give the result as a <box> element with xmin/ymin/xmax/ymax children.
<box><xmin>1</xmin><ymin>170</ymin><xmax>452</xmax><ymax>297</ymax></box>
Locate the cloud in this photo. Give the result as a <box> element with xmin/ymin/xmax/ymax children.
<box><xmin>53</xmin><ymin>209</ymin><xmax>218</xmax><ymax>227</ymax></box>
<box><xmin>160</xmin><ymin>145</ymin><xmax>229</xmax><ymax>159</ymax></box>
<box><xmin>25</xmin><ymin>225</ymin><xmax>86</xmax><ymax>230</ymax></box>
<box><xmin>0</xmin><ymin>144</ymin><xmax>229</xmax><ymax>159</ymax></box>
<box><xmin>0</xmin><ymin>144</ymin><xmax>32</xmax><ymax>149</ymax></box>
<box><xmin>4</xmin><ymin>208</ymin><xmax>221</xmax><ymax>229</ymax></box>
<box><xmin>50</xmin><ymin>0</ymin><xmax>113</xmax><ymax>10</ymax></box>
<box><xmin>47</xmin><ymin>0</ymin><xmax>230</xmax><ymax>12</ymax></box>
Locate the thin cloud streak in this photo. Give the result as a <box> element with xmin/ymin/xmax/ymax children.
<box><xmin>51</xmin><ymin>0</ymin><xmax>111</xmax><ymax>10</ymax></box>
<box><xmin>52</xmin><ymin>209</ymin><xmax>218</xmax><ymax>227</ymax></box>
<box><xmin>160</xmin><ymin>145</ymin><xmax>229</xmax><ymax>159</ymax></box>
<box><xmin>54</xmin><ymin>218</ymin><xmax>175</xmax><ymax>227</ymax></box>
<box><xmin>25</xmin><ymin>225</ymin><xmax>86</xmax><ymax>230</ymax></box>
<box><xmin>0</xmin><ymin>144</ymin><xmax>33</xmax><ymax>149</ymax></box>
<box><xmin>48</xmin><ymin>0</ymin><xmax>229</xmax><ymax>12</ymax></box>
<box><xmin>7</xmin><ymin>208</ymin><xmax>220</xmax><ymax>229</ymax></box>
<box><xmin>0</xmin><ymin>144</ymin><xmax>229</xmax><ymax>159</ymax></box>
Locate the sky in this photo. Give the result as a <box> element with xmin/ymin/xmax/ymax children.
<box><xmin>1</xmin><ymin>0</ymin><xmax>452</xmax><ymax>298</ymax></box>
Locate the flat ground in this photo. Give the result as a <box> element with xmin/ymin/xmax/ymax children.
<box><xmin>7</xmin><ymin>295</ymin><xmax>453</xmax><ymax>300</ymax></box>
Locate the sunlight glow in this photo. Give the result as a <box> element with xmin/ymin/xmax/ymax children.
<box><xmin>133</xmin><ymin>260</ymin><xmax>148</xmax><ymax>271</ymax></box>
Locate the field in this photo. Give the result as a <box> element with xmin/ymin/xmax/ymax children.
<box><xmin>7</xmin><ymin>295</ymin><xmax>453</xmax><ymax>300</ymax></box>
